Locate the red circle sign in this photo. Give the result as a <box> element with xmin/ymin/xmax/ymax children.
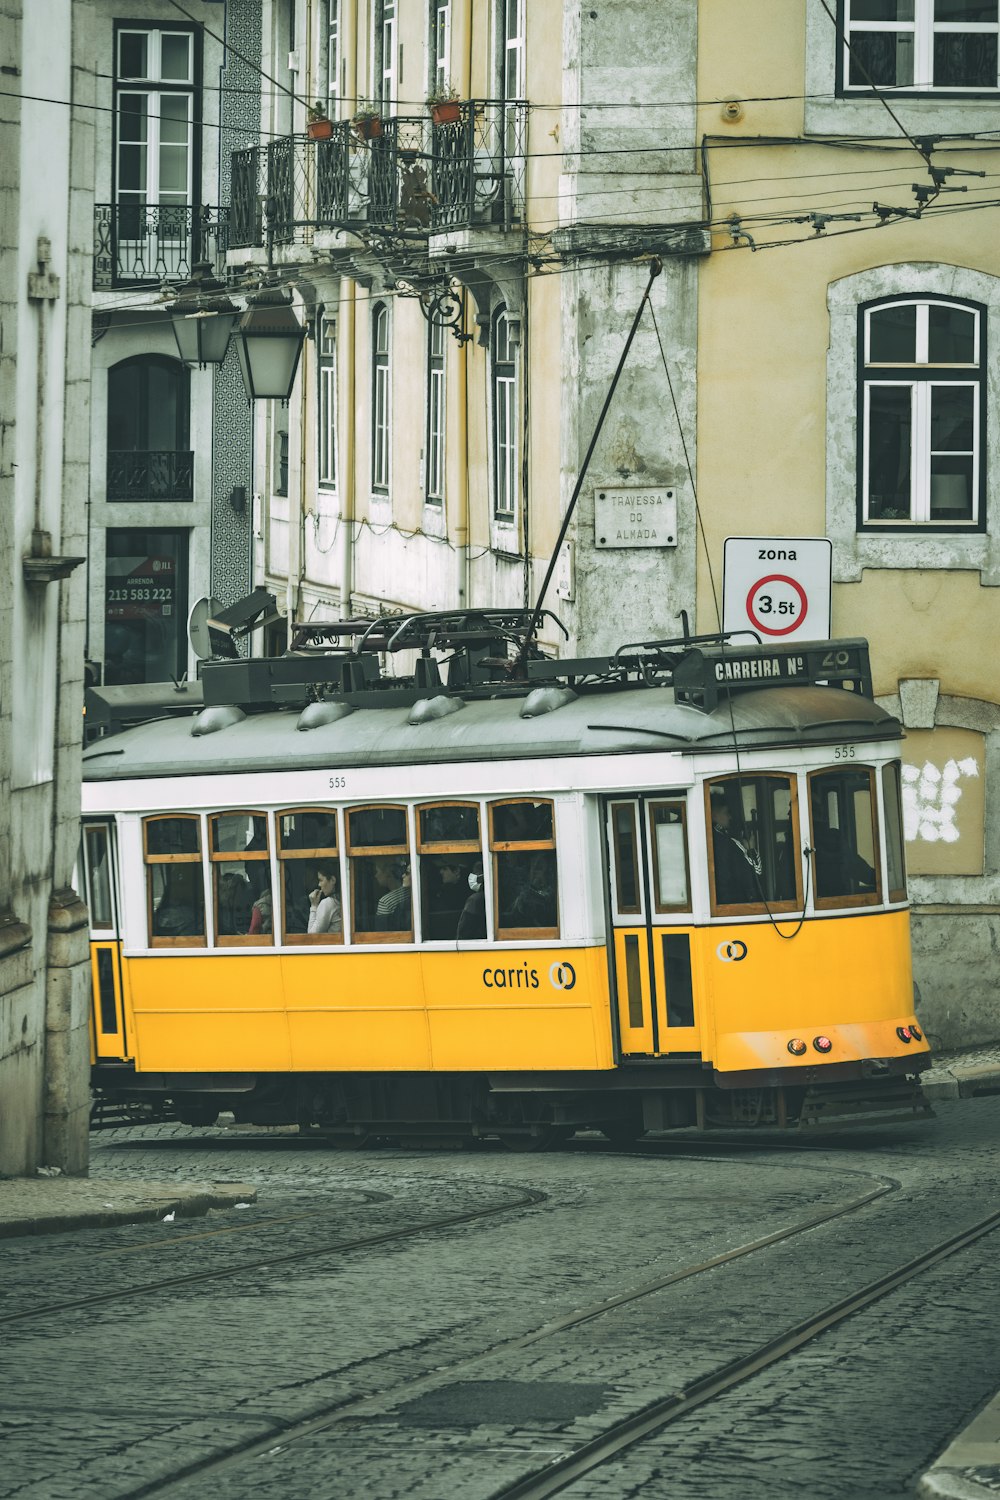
<box><xmin>746</xmin><ymin>574</ymin><xmax>808</xmax><ymax>636</ymax></box>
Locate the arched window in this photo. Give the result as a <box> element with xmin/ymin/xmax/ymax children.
<box><xmin>860</xmin><ymin>297</ymin><xmax>985</xmax><ymax>530</ymax></box>
<box><xmin>371</xmin><ymin>302</ymin><xmax>391</xmax><ymax>494</ymax></box>
<box><xmin>491</xmin><ymin>305</ymin><xmax>517</xmax><ymax>521</ymax></box>
<box><xmin>107</xmin><ymin>354</ymin><xmax>192</xmax><ymax>500</ymax></box>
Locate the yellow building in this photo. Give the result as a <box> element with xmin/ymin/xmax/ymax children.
<box><xmin>226</xmin><ymin>0</ymin><xmax>1000</xmax><ymax>1048</ymax></box>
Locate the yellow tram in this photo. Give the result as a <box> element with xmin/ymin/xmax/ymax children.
<box><xmin>81</xmin><ymin>612</ymin><xmax>931</xmax><ymax>1140</ymax></box>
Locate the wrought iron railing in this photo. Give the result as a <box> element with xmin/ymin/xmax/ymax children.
<box><xmin>93</xmin><ymin>205</ymin><xmax>230</xmax><ymax>289</ymax></box>
<box><xmin>106</xmin><ymin>451</ymin><xmax>194</xmax><ymax>501</ymax></box>
<box><xmin>228</xmin><ymin>101</ymin><xmax>527</xmax><ymax>251</ymax></box>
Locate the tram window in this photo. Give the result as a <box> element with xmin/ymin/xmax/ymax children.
<box><xmin>209</xmin><ymin>812</ymin><xmax>272</xmax><ymax>944</ymax></box>
<box><xmin>649</xmin><ymin>802</ymin><xmax>691</xmax><ymax>913</ymax></box>
<box><xmin>143</xmin><ymin>815</ymin><xmax>205</xmax><ymax>946</ymax></box>
<box><xmin>346</xmin><ymin>804</ymin><xmax>412</xmax><ymax>942</ymax></box>
<box><xmin>611</xmin><ymin>803</ymin><xmax>641</xmax><ymax>916</ymax></box>
<box><xmin>277</xmin><ymin>808</ymin><xmax>343</xmax><ymax>944</ymax></box>
<box><xmin>417</xmin><ymin>802</ymin><xmax>483</xmax><ymax>941</ymax></box>
<box><xmin>84</xmin><ymin>825</ymin><xmax>114</xmax><ymax>930</ymax></box>
<box><xmin>809</xmin><ymin>769</ymin><xmax>881</xmax><ymax>908</ymax></box>
<box><xmin>490</xmin><ymin>799</ymin><xmax>559</xmax><ymax>939</ymax></box>
<box><xmin>707</xmin><ymin>777</ymin><xmax>800</xmax><ymax>913</ymax></box>
<box><xmin>882</xmin><ymin>762</ymin><xmax>907</xmax><ymax>903</ymax></box>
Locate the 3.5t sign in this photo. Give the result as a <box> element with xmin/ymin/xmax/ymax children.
<box><xmin>722</xmin><ymin>537</ymin><xmax>832</xmax><ymax>645</ymax></box>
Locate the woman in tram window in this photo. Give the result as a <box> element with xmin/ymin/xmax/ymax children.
<box><xmin>307</xmin><ymin>862</ymin><xmax>343</xmax><ymax>935</ymax></box>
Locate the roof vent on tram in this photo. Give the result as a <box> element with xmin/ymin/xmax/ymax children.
<box><xmin>296</xmin><ymin>701</ymin><xmax>356</xmax><ymax>732</ymax></box>
<box><xmin>408</xmin><ymin>695</ymin><xmax>465</xmax><ymax>725</ymax></box>
<box><xmin>520</xmin><ymin>686</ymin><xmax>578</xmax><ymax>719</ymax></box>
<box><xmin>190</xmin><ymin>704</ymin><xmax>246</xmax><ymax>737</ymax></box>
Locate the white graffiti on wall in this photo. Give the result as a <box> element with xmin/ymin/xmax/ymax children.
<box><xmin>901</xmin><ymin>758</ymin><xmax>980</xmax><ymax>843</ymax></box>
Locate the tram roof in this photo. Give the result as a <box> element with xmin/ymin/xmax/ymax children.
<box><xmin>81</xmin><ymin>682</ymin><xmax>901</xmax><ymax>784</ymax></box>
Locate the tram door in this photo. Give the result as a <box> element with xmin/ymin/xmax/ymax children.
<box><xmin>81</xmin><ymin>821</ymin><xmax>128</xmax><ymax>1060</ymax></box>
<box><xmin>605</xmin><ymin>797</ymin><xmax>700</xmax><ymax>1059</ymax></box>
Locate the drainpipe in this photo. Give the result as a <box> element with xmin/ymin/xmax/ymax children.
<box><xmin>454</xmin><ymin>331</ymin><xmax>470</xmax><ymax>608</ymax></box>
<box><xmin>339</xmin><ymin>280</ymin><xmax>356</xmax><ymax>617</ymax></box>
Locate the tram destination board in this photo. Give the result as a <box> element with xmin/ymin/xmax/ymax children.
<box><xmin>672</xmin><ymin>639</ymin><xmax>872</xmax><ymax>710</ymax></box>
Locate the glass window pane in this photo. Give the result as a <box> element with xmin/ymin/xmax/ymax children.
<box><xmin>160</xmin><ymin>96</ymin><xmax>190</xmax><ymax>140</ymax></box>
<box><xmin>931</xmin><ymin>385</ymin><xmax>974</xmax><ymax>450</ymax></box>
<box><xmin>118</xmin><ymin>33</ymin><xmax>148</xmax><ymax>78</ymax></box>
<box><xmin>709</xmin><ymin>777</ymin><xmax>796</xmax><ymax>908</ymax></box>
<box><xmin>348</xmin><ymin>806</ymin><xmax>407</xmax><ymax>848</ymax></box>
<box><xmin>496</xmin><ymin>848</ymin><xmax>558</xmax><ymax>931</ymax></box>
<box><xmin>160</xmin><ymin>33</ymin><xmax>192</xmax><ymax>81</ymax></box>
<box><xmin>146</xmin><ymin>816</ymin><xmax>199</xmax><ymax>855</ymax></box>
<box><xmin>934</xmin><ymin>31</ymin><xmax>997</xmax><ymax>84</ymax></box>
<box><xmin>420</xmin><ymin>853</ymin><xmax>471</xmax><ymax>939</ymax></box>
<box><xmin>867</xmin><ymin>386</ymin><xmax>912</xmax><ymax>520</ymax></box>
<box><xmin>928</xmin><ymin>304</ymin><xmax>976</xmax><ymax>363</ymax></box>
<box><xmin>215</xmin><ymin>863</ymin><xmax>255</xmax><ymax>935</ymax></box>
<box><xmin>650</xmin><ymin>805</ymin><xmax>689</xmax><ymax>908</ymax></box>
<box><xmin>211</xmin><ymin>812</ymin><xmax>267</xmax><ymax>855</ymax></box>
<box><xmin>849</xmin><ymin>31</ymin><xmax>915</xmax><ymax>85</ymax></box>
<box><xmin>149</xmin><ymin>862</ymin><xmax>204</xmax><ymax>938</ymax></box>
<box><xmin>352</xmin><ymin>855</ymin><xmax>412</xmax><ymax>935</ymax></box>
<box><xmin>85</xmin><ymin>828</ymin><xmax>113</xmax><ymax>928</ymax></box>
<box><xmin>852</xmin><ymin>0</ymin><xmax>915</xmax><ymax>18</ymax></box>
<box><xmin>868</xmin><ymin>304</ymin><xmax>917</xmax><ymax>362</ymax></box>
<box><xmin>883</xmin><ymin>763</ymin><xmax>907</xmax><ymax>897</ymax></box>
<box><xmin>930</xmin><ymin>455</ymin><xmax>974</xmax><ymax>518</ymax></box>
<box><xmin>280</xmin><ymin>809</ymin><xmax>338</xmax><ymax>850</ymax></box>
<box><xmin>613</xmin><ymin>804</ymin><xmax>640</xmax><ymax>914</ymax></box>
<box><xmin>419</xmin><ymin>804</ymin><xmax>480</xmax><ymax>844</ymax></box>
<box><xmin>158</xmin><ymin>148</ymin><xmax>189</xmax><ymax>194</ymax></box>
<box><xmin>936</xmin><ymin>0</ymin><xmax>997</xmax><ymax>16</ymax></box>
<box><xmin>104</xmin><ymin>529</ymin><xmax>188</xmax><ymax>686</ymax></box>
<box><xmin>493</xmin><ymin>801</ymin><xmax>553</xmax><ymax>843</ymax></box>
<box><xmin>810</xmin><ymin>771</ymin><xmax>880</xmax><ymax>901</ymax></box>
<box><xmin>118</xmin><ymin>95</ymin><xmax>149</xmax><ymax>144</ymax></box>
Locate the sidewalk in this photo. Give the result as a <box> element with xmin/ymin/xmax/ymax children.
<box><xmin>0</xmin><ymin>1171</ymin><xmax>256</xmax><ymax>1240</ymax></box>
<box><xmin>920</xmin><ymin>1042</ymin><xmax>1000</xmax><ymax>1104</ymax></box>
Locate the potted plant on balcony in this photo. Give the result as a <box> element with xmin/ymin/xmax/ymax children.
<box><xmin>351</xmin><ymin>99</ymin><xmax>383</xmax><ymax>140</ymax></box>
<box><xmin>426</xmin><ymin>83</ymin><xmax>462</xmax><ymax>126</ymax></box>
<box><xmin>307</xmin><ymin>102</ymin><xmax>334</xmax><ymax>141</ymax></box>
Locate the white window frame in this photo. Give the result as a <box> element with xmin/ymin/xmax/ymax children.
<box><xmin>431</xmin><ymin>2</ymin><xmax>451</xmax><ymax>94</ymax></box>
<box><xmin>115</xmin><ymin>28</ymin><xmax>195</xmax><ymax>211</ymax></box>
<box><xmin>861</xmin><ymin>298</ymin><xmax>984</xmax><ymax>529</ymax></box>
<box><xmin>326</xmin><ymin>0</ymin><xmax>340</xmax><ymax>113</ymax></box>
<box><xmin>318</xmin><ymin>313</ymin><xmax>338</xmax><ymax>491</ymax></box>
<box><xmin>371</xmin><ymin>302</ymin><xmax>392</xmax><ymax>496</ymax></box>
<box><xmin>842</xmin><ymin>0</ymin><xmax>1000</xmax><ymax>93</ymax></box>
<box><xmin>425</xmin><ymin>318</ymin><xmax>446</xmax><ymax>505</ymax></box>
<box><xmin>491</xmin><ymin>306</ymin><xmax>518</xmax><ymax>526</ymax></box>
<box><xmin>375</xmin><ymin>0</ymin><xmax>397</xmax><ymax>112</ymax></box>
<box><xmin>500</xmin><ymin>0</ymin><xmax>525</xmax><ymax>100</ymax></box>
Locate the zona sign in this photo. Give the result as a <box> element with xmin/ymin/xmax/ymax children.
<box><xmin>723</xmin><ymin>537</ymin><xmax>832</xmax><ymax>645</ymax></box>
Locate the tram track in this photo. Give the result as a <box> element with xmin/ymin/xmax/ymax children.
<box><xmin>104</xmin><ymin>1167</ymin><xmax>899</xmax><ymax>1500</ymax></box>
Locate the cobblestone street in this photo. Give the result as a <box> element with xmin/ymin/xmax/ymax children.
<box><xmin>3</xmin><ymin>1099</ymin><xmax>1000</xmax><ymax>1499</ymax></box>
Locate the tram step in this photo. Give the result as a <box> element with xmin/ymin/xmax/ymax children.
<box><xmin>797</xmin><ymin>1080</ymin><xmax>934</xmax><ymax>1129</ymax></box>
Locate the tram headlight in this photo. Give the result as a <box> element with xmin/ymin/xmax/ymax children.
<box><xmin>896</xmin><ymin>1026</ymin><xmax>913</xmax><ymax>1043</ymax></box>
<box><xmin>910</xmin><ymin>1024</ymin><xmax>923</xmax><ymax>1041</ymax></box>
<box><xmin>787</xmin><ymin>1038</ymin><xmax>807</xmax><ymax>1056</ymax></box>
<box><xmin>813</xmin><ymin>1036</ymin><xmax>833</xmax><ymax>1054</ymax></box>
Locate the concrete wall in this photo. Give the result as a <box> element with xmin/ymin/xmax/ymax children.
<box><xmin>0</xmin><ymin>0</ymin><xmax>95</xmax><ymax>1176</ymax></box>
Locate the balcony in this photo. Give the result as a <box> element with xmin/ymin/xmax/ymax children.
<box><xmin>94</xmin><ymin>204</ymin><xmax>229</xmax><ymax>289</ymax></box>
<box><xmin>106</xmin><ymin>451</ymin><xmax>194</xmax><ymax>501</ymax></box>
<box><xmin>228</xmin><ymin>100</ymin><xmax>527</xmax><ymax>253</ymax></box>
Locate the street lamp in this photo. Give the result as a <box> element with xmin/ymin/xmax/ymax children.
<box><xmin>167</xmin><ymin>261</ymin><xmax>240</xmax><ymax>368</ymax></box>
<box><xmin>234</xmin><ymin>284</ymin><xmax>307</xmax><ymax>402</ymax></box>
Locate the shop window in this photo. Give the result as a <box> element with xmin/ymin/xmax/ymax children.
<box><xmin>417</xmin><ymin>803</ymin><xmax>483</xmax><ymax>941</ymax></box>
<box><xmin>209</xmin><ymin>812</ymin><xmax>271</xmax><ymax>944</ymax></box>
<box><xmin>489</xmin><ymin>799</ymin><xmax>558</xmax><ymax>939</ymax></box>
<box><xmin>144</xmin><ymin>815</ymin><xmax>205</xmax><ymax>945</ymax></box>
<box><xmin>278</xmin><ymin>808</ymin><xmax>343</xmax><ymax>943</ymax></box>
<box><xmin>346</xmin><ymin>805</ymin><xmax>412</xmax><ymax>942</ymax></box>
<box><xmin>809</xmin><ymin>767</ymin><xmax>882</xmax><ymax>907</ymax></box>
<box><xmin>104</xmin><ymin>528</ymin><xmax>189</xmax><ymax>686</ymax></box>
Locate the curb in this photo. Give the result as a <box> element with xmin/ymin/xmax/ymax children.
<box><xmin>921</xmin><ymin>1064</ymin><xmax>1000</xmax><ymax>1104</ymax></box>
<box><xmin>0</xmin><ymin>1186</ymin><xmax>257</xmax><ymax>1240</ymax></box>
<box><xmin>919</xmin><ymin>1393</ymin><xmax>1000</xmax><ymax>1499</ymax></box>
